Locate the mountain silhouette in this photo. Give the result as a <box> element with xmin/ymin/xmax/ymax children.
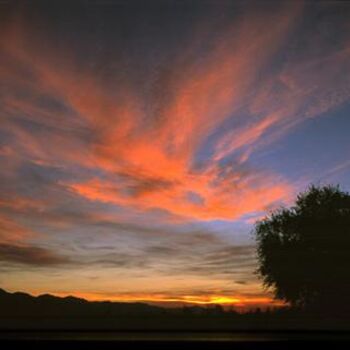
<box><xmin>0</xmin><ymin>288</ymin><xmax>349</xmax><ymax>331</ymax></box>
<box><xmin>0</xmin><ymin>288</ymin><xmax>165</xmax><ymax>318</ymax></box>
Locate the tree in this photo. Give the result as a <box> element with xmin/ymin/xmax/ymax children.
<box><xmin>254</xmin><ymin>184</ymin><xmax>350</xmax><ymax>314</ymax></box>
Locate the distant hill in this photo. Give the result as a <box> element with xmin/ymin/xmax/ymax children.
<box><xmin>0</xmin><ymin>288</ymin><xmax>165</xmax><ymax>318</ymax></box>
<box><xmin>1</xmin><ymin>288</ymin><xmax>350</xmax><ymax>331</ymax></box>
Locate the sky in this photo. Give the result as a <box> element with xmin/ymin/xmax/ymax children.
<box><xmin>0</xmin><ymin>0</ymin><xmax>350</xmax><ymax>310</ymax></box>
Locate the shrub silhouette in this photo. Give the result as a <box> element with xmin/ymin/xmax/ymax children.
<box><xmin>254</xmin><ymin>184</ymin><xmax>350</xmax><ymax>314</ymax></box>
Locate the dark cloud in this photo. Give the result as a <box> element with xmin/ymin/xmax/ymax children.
<box><xmin>146</xmin><ymin>246</ymin><xmax>178</xmax><ymax>256</ymax></box>
<box><xmin>147</xmin><ymin>243</ymin><xmax>257</xmax><ymax>278</ymax></box>
<box><xmin>235</xmin><ymin>280</ymin><xmax>247</xmax><ymax>285</ymax></box>
<box><xmin>83</xmin><ymin>237</ymin><xmax>257</xmax><ymax>281</ymax></box>
<box><xmin>0</xmin><ymin>243</ymin><xmax>70</xmax><ymax>266</ymax></box>
<box><xmin>90</xmin><ymin>252</ymin><xmax>150</xmax><ymax>270</ymax></box>
<box><xmin>115</xmin><ymin>171</ymin><xmax>176</xmax><ymax>198</ymax></box>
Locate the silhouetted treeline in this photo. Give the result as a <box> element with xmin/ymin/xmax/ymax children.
<box><xmin>1</xmin><ymin>288</ymin><xmax>350</xmax><ymax>331</ymax></box>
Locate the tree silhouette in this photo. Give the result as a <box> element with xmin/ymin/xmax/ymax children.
<box><xmin>254</xmin><ymin>184</ymin><xmax>350</xmax><ymax>314</ymax></box>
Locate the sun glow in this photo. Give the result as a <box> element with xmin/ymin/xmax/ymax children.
<box><xmin>42</xmin><ymin>291</ymin><xmax>285</xmax><ymax>310</ymax></box>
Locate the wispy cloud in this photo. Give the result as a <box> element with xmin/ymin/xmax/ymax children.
<box><xmin>0</xmin><ymin>2</ymin><xmax>300</xmax><ymax>222</ymax></box>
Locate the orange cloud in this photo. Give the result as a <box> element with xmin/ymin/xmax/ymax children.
<box><xmin>2</xmin><ymin>1</ymin><xmax>349</xmax><ymax>224</ymax></box>
<box><xmin>213</xmin><ymin>113</ymin><xmax>281</xmax><ymax>162</ymax></box>
<box><xmin>67</xmin><ymin>170</ymin><xmax>290</xmax><ymax>221</ymax></box>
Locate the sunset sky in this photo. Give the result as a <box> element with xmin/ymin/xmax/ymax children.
<box><xmin>0</xmin><ymin>0</ymin><xmax>350</xmax><ymax>310</ymax></box>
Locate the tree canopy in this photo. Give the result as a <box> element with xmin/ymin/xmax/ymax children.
<box><xmin>254</xmin><ymin>184</ymin><xmax>350</xmax><ymax>314</ymax></box>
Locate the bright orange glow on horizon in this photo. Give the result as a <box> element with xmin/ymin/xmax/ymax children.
<box><xmin>29</xmin><ymin>290</ymin><xmax>286</xmax><ymax>311</ymax></box>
